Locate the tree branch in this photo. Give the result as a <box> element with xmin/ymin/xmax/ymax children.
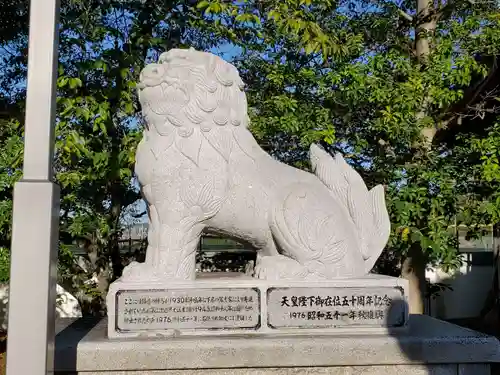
<box><xmin>398</xmin><ymin>9</ymin><xmax>414</xmax><ymax>22</ymax></box>
<box><xmin>132</xmin><ymin>210</ymin><xmax>147</xmax><ymax>218</ymax></box>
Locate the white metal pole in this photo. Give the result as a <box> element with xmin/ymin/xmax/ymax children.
<box><xmin>6</xmin><ymin>0</ymin><xmax>61</xmax><ymax>374</ymax></box>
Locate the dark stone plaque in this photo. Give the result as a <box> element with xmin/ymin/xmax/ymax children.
<box><xmin>267</xmin><ymin>286</ymin><xmax>406</xmax><ymax>329</ymax></box>
<box><xmin>115</xmin><ymin>288</ymin><xmax>260</xmax><ymax>332</ymax></box>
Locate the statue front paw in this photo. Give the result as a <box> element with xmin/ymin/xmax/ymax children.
<box><xmin>254</xmin><ymin>255</ymin><xmax>310</xmax><ymax>281</ymax></box>
<box><xmin>121</xmin><ymin>261</ymin><xmax>162</xmax><ymax>283</ymax></box>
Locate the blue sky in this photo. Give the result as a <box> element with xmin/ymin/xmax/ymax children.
<box><xmin>210</xmin><ymin>43</ymin><xmax>242</xmax><ymax>60</ymax></box>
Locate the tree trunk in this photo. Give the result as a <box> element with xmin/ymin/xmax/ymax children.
<box><xmin>415</xmin><ymin>0</ymin><xmax>432</xmax><ymax>61</ymax></box>
<box><xmin>415</xmin><ymin>0</ymin><xmax>437</xmax><ymax>146</ymax></box>
<box><xmin>401</xmin><ymin>243</ymin><xmax>427</xmax><ymax>314</ymax></box>
<box><xmin>400</xmin><ymin>0</ymin><xmax>438</xmax><ymax>315</ymax></box>
<box><xmin>110</xmin><ymin>234</ymin><xmax>123</xmax><ymax>280</ymax></box>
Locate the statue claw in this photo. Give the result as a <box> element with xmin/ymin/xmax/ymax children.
<box><xmin>120</xmin><ymin>261</ymin><xmax>163</xmax><ymax>283</ymax></box>
<box><xmin>254</xmin><ymin>255</ymin><xmax>310</xmax><ymax>281</ymax></box>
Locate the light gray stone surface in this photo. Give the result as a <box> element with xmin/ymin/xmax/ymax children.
<box><xmin>107</xmin><ymin>274</ymin><xmax>408</xmax><ymax>338</ymax></box>
<box><xmin>115</xmin><ymin>287</ymin><xmax>259</xmax><ymax>331</ymax></box>
<box><xmin>62</xmin><ymin>364</ymin><xmax>458</xmax><ymax>375</ymax></box>
<box><xmin>118</xmin><ymin>47</ymin><xmax>391</xmax><ymax>284</ymax></box>
<box><xmin>55</xmin><ymin>314</ymin><xmax>500</xmax><ymax>373</ymax></box>
<box><xmin>0</xmin><ymin>283</ymin><xmax>82</xmax><ymax>330</ymax></box>
<box><xmin>267</xmin><ymin>286</ymin><xmax>405</xmax><ymax>328</ymax></box>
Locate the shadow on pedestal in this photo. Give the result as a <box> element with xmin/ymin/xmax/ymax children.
<box><xmin>387</xmin><ymin>297</ymin><xmax>499</xmax><ymax>375</ymax></box>
<box><xmin>55</xmin><ymin>316</ymin><xmax>102</xmax><ymax>374</ymax></box>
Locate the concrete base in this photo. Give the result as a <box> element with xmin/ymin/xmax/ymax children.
<box><xmin>54</xmin><ymin>364</ymin><xmax>490</xmax><ymax>374</ymax></box>
<box><xmin>55</xmin><ymin>315</ymin><xmax>500</xmax><ymax>374</ymax></box>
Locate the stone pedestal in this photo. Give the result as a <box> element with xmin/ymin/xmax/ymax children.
<box><xmin>54</xmin><ymin>314</ymin><xmax>500</xmax><ymax>374</ymax></box>
<box><xmin>107</xmin><ymin>274</ymin><xmax>409</xmax><ymax>338</ymax></box>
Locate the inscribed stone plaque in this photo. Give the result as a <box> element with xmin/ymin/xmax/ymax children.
<box><xmin>267</xmin><ymin>287</ymin><xmax>406</xmax><ymax>329</ymax></box>
<box><xmin>115</xmin><ymin>288</ymin><xmax>260</xmax><ymax>332</ymax></box>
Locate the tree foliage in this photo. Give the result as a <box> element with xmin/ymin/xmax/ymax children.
<box><xmin>0</xmin><ymin>0</ymin><xmax>499</xmax><ymax>314</ymax></box>
<box><xmin>0</xmin><ymin>0</ymin><xmax>226</xmax><ymax>313</ymax></box>
<box><xmin>197</xmin><ymin>0</ymin><xmax>500</xmax><ymax>311</ymax></box>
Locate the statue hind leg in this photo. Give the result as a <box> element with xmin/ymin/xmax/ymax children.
<box><xmin>253</xmin><ymin>187</ymin><xmax>314</xmax><ymax>281</ymax></box>
<box><xmin>256</xmin><ymin>183</ymin><xmax>365</xmax><ymax>280</ymax></box>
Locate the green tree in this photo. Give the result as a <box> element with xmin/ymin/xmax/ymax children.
<box><xmin>197</xmin><ymin>0</ymin><xmax>500</xmax><ymax>313</ymax></box>
<box><xmin>1</xmin><ymin>0</ymin><xmax>499</xmax><ymax>316</ymax></box>
<box><xmin>0</xmin><ymin>0</ymin><xmax>227</xmax><ymax>313</ymax></box>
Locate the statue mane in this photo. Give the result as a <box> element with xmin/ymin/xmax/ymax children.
<box><xmin>138</xmin><ymin>48</ymin><xmax>250</xmax><ymax>165</ymax></box>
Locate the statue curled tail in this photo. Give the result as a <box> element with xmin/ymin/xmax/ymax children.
<box><xmin>309</xmin><ymin>144</ymin><xmax>391</xmax><ymax>273</ymax></box>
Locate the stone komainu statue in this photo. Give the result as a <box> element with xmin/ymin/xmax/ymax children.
<box><xmin>122</xmin><ymin>48</ymin><xmax>391</xmax><ymax>282</ymax></box>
